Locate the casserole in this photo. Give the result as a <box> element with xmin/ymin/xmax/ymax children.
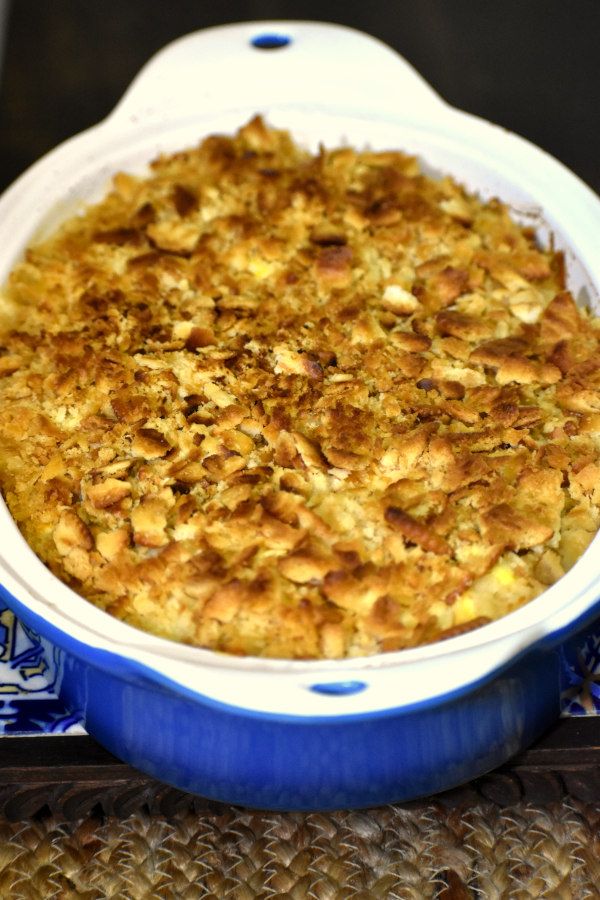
<box><xmin>0</xmin><ymin>20</ymin><xmax>599</xmax><ymax>810</ymax></box>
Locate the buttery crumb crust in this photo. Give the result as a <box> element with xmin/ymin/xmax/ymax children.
<box><xmin>1</xmin><ymin>115</ymin><xmax>600</xmax><ymax>659</ymax></box>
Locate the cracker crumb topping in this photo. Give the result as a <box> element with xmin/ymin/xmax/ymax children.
<box><xmin>1</xmin><ymin>116</ymin><xmax>600</xmax><ymax>658</ymax></box>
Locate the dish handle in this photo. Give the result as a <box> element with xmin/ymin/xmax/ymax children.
<box><xmin>109</xmin><ymin>20</ymin><xmax>445</xmax><ymax>127</ymax></box>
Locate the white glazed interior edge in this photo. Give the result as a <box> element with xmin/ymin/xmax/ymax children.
<box><xmin>0</xmin><ymin>21</ymin><xmax>599</xmax><ymax>717</ymax></box>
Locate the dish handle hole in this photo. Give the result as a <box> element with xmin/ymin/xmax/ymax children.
<box><xmin>309</xmin><ymin>680</ymin><xmax>367</xmax><ymax>696</ymax></box>
<box><xmin>251</xmin><ymin>33</ymin><xmax>292</xmax><ymax>51</ymax></box>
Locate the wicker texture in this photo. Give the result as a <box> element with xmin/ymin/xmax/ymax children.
<box><xmin>0</xmin><ymin>800</ymin><xmax>599</xmax><ymax>899</ymax></box>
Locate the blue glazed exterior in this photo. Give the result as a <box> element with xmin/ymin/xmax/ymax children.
<box><xmin>63</xmin><ymin>646</ymin><xmax>559</xmax><ymax>810</ymax></box>
<box><xmin>0</xmin><ymin>582</ymin><xmax>562</xmax><ymax>811</ymax></box>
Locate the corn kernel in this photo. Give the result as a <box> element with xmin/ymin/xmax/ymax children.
<box><xmin>453</xmin><ymin>592</ymin><xmax>476</xmax><ymax>625</ymax></box>
<box><xmin>400</xmin><ymin>611</ymin><xmax>418</xmax><ymax>628</ymax></box>
<box><xmin>491</xmin><ymin>563</ymin><xmax>514</xmax><ymax>586</ymax></box>
<box><xmin>248</xmin><ymin>257</ymin><xmax>274</xmax><ymax>279</ymax></box>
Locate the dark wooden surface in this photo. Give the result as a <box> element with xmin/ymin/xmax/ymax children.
<box><xmin>0</xmin><ymin>0</ymin><xmax>599</xmax><ymax>194</ymax></box>
<box><xmin>0</xmin><ymin>718</ymin><xmax>598</xmax><ymax>820</ymax></box>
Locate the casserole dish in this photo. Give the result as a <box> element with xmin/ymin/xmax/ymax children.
<box><xmin>1</xmin><ymin>20</ymin><xmax>600</xmax><ymax>811</ymax></box>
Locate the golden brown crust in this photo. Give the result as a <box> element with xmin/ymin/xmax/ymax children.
<box><xmin>1</xmin><ymin>115</ymin><xmax>600</xmax><ymax>658</ymax></box>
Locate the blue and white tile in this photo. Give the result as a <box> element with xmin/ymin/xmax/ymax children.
<box><xmin>560</xmin><ymin>627</ymin><xmax>600</xmax><ymax>716</ymax></box>
<box><xmin>0</xmin><ymin>602</ymin><xmax>84</xmax><ymax>735</ymax></box>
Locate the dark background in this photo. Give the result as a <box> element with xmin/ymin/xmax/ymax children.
<box><xmin>0</xmin><ymin>0</ymin><xmax>599</xmax><ymax>194</ymax></box>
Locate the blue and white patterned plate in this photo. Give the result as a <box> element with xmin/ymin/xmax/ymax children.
<box><xmin>0</xmin><ymin>601</ymin><xmax>84</xmax><ymax>735</ymax></box>
<box><xmin>0</xmin><ymin>597</ymin><xmax>598</xmax><ymax>737</ymax></box>
<box><xmin>560</xmin><ymin>629</ymin><xmax>600</xmax><ymax>717</ymax></box>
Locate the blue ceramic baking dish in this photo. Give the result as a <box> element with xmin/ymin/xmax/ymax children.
<box><xmin>1</xmin><ymin>21</ymin><xmax>600</xmax><ymax>810</ymax></box>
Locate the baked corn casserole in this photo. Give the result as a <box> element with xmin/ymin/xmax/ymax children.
<box><xmin>1</xmin><ymin>116</ymin><xmax>599</xmax><ymax>659</ymax></box>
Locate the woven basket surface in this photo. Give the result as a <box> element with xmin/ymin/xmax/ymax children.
<box><xmin>0</xmin><ymin>799</ymin><xmax>599</xmax><ymax>899</ymax></box>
